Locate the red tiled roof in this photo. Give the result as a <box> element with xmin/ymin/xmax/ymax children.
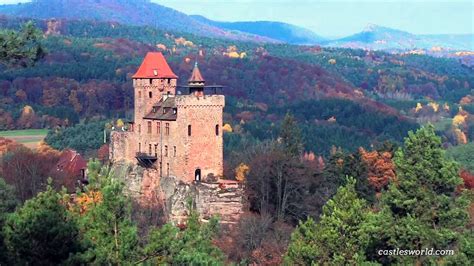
<box><xmin>56</xmin><ymin>149</ymin><xmax>87</xmax><ymax>177</ymax></box>
<box><xmin>132</xmin><ymin>52</ymin><xmax>178</xmax><ymax>79</ymax></box>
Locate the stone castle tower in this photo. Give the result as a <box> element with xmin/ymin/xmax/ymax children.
<box><xmin>110</xmin><ymin>52</ymin><xmax>243</xmax><ymax>223</ymax></box>
<box><xmin>110</xmin><ymin>52</ymin><xmax>224</xmax><ymax>182</ymax></box>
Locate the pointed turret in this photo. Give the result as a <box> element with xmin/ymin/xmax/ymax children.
<box><xmin>188</xmin><ymin>62</ymin><xmax>205</xmax><ymax>86</ymax></box>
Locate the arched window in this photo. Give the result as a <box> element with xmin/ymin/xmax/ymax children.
<box><xmin>138</xmin><ymin>142</ymin><xmax>141</xmax><ymax>152</ymax></box>
<box><xmin>188</xmin><ymin>125</ymin><xmax>192</xmax><ymax>136</ymax></box>
<box><xmin>138</xmin><ymin>124</ymin><xmax>141</xmax><ymax>133</ymax></box>
<box><xmin>167</xmin><ymin>163</ymin><xmax>170</xmax><ymax>176</ymax></box>
<box><xmin>164</xmin><ymin>145</ymin><xmax>168</xmax><ymax>157</ymax></box>
<box><xmin>173</xmin><ymin>146</ymin><xmax>176</xmax><ymax>157</ymax></box>
<box><xmin>138</xmin><ymin>91</ymin><xmax>142</xmax><ymax>98</ymax></box>
<box><xmin>149</xmin><ymin>91</ymin><xmax>152</xmax><ymax>98</ymax></box>
<box><xmin>149</xmin><ymin>144</ymin><xmax>152</xmax><ymax>155</ymax></box>
<box><xmin>215</xmin><ymin>124</ymin><xmax>219</xmax><ymax>136</ymax></box>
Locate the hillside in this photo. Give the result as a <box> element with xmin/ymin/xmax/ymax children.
<box><xmin>0</xmin><ymin>0</ymin><xmax>274</xmax><ymax>43</ymax></box>
<box><xmin>0</xmin><ymin>17</ymin><xmax>473</xmax><ymax>155</ymax></box>
<box><xmin>326</xmin><ymin>24</ymin><xmax>473</xmax><ymax>51</ymax></box>
<box><xmin>191</xmin><ymin>15</ymin><xmax>326</xmax><ymax>45</ymax></box>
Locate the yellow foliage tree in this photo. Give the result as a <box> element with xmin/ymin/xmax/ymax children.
<box><xmin>453</xmin><ymin>113</ymin><xmax>467</xmax><ymax>126</ymax></box>
<box><xmin>428</xmin><ymin>102</ymin><xmax>439</xmax><ymax>112</ymax></box>
<box><xmin>116</xmin><ymin>118</ymin><xmax>124</xmax><ymax>128</ymax></box>
<box><xmin>235</xmin><ymin>163</ymin><xmax>250</xmax><ymax>182</ymax></box>
<box><xmin>222</xmin><ymin>123</ymin><xmax>233</xmax><ymax>133</ymax></box>
<box><xmin>415</xmin><ymin>102</ymin><xmax>423</xmax><ymax>113</ymax></box>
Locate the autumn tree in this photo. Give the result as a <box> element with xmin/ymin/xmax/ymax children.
<box><xmin>246</xmin><ymin>143</ymin><xmax>310</xmax><ymax>222</ymax></box>
<box><xmin>285</xmin><ymin>178</ymin><xmax>373</xmax><ymax>265</ymax></box>
<box><xmin>1</xmin><ymin>145</ymin><xmax>60</xmax><ymax>202</ymax></box>
<box><xmin>359</xmin><ymin>147</ymin><xmax>396</xmax><ymax>192</ymax></box>
<box><xmin>371</xmin><ymin>126</ymin><xmax>473</xmax><ymax>264</ymax></box>
<box><xmin>3</xmin><ymin>181</ymin><xmax>82</xmax><ymax>265</ymax></box>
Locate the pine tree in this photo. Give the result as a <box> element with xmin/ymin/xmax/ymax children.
<box><xmin>279</xmin><ymin>112</ymin><xmax>303</xmax><ymax>157</ymax></box>
<box><xmin>76</xmin><ymin>166</ymin><xmax>140</xmax><ymax>264</ymax></box>
<box><xmin>142</xmin><ymin>204</ymin><xmax>225</xmax><ymax>264</ymax></box>
<box><xmin>285</xmin><ymin>178</ymin><xmax>374</xmax><ymax>265</ymax></box>
<box><xmin>373</xmin><ymin>125</ymin><xmax>472</xmax><ymax>264</ymax></box>
<box><xmin>0</xmin><ymin>178</ymin><xmax>18</xmax><ymax>264</ymax></box>
<box><xmin>3</xmin><ymin>180</ymin><xmax>82</xmax><ymax>265</ymax></box>
<box><xmin>0</xmin><ymin>21</ymin><xmax>44</xmax><ymax>67</ymax></box>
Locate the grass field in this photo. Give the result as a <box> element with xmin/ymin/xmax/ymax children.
<box><xmin>0</xmin><ymin>129</ymin><xmax>49</xmax><ymax>149</ymax></box>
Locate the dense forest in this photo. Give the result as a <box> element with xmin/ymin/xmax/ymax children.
<box><xmin>0</xmin><ymin>17</ymin><xmax>472</xmax><ymax>157</ymax></box>
<box><xmin>0</xmin><ymin>18</ymin><xmax>473</xmax><ymax>265</ymax></box>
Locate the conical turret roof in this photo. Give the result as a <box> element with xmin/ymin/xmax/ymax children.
<box><xmin>188</xmin><ymin>62</ymin><xmax>205</xmax><ymax>83</ymax></box>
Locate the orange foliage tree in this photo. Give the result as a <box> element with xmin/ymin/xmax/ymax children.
<box><xmin>359</xmin><ymin>147</ymin><xmax>396</xmax><ymax>192</ymax></box>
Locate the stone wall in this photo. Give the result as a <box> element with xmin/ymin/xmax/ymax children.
<box><xmin>111</xmin><ymin>160</ymin><xmax>245</xmax><ymax>224</ymax></box>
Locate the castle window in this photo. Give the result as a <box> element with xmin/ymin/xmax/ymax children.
<box><xmin>138</xmin><ymin>124</ymin><xmax>141</xmax><ymax>133</ymax></box>
<box><xmin>157</xmin><ymin>122</ymin><xmax>160</xmax><ymax>134</ymax></box>
<box><xmin>149</xmin><ymin>91</ymin><xmax>152</xmax><ymax>98</ymax></box>
<box><xmin>149</xmin><ymin>78</ymin><xmax>153</xmax><ymax>84</ymax></box>
<box><xmin>154</xmin><ymin>144</ymin><xmax>158</xmax><ymax>157</ymax></box>
<box><xmin>159</xmin><ymin>162</ymin><xmax>162</xmax><ymax>176</ymax></box>
<box><xmin>165</xmin><ymin>123</ymin><xmax>170</xmax><ymax>135</ymax></box>
<box><xmin>167</xmin><ymin>78</ymin><xmax>171</xmax><ymax>84</ymax></box>
<box><xmin>167</xmin><ymin>163</ymin><xmax>170</xmax><ymax>176</ymax></box>
<box><xmin>138</xmin><ymin>142</ymin><xmax>141</xmax><ymax>152</ymax></box>
<box><xmin>149</xmin><ymin>144</ymin><xmax>152</xmax><ymax>155</ymax></box>
<box><xmin>215</xmin><ymin>124</ymin><xmax>219</xmax><ymax>136</ymax></box>
<box><xmin>138</xmin><ymin>91</ymin><xmax>142</xmax><ymax>98</ymax></box>
<box><xmin>188</xmin><ymin>125</ymin><xmax>192</xmax><ymax>136</ymax></box>
<box><xmin>173</xmin><ymin>146</ymin><xmax>176</xmax><ymax>157</ymax></box>
<box><xmin>148</xmin><ymin>121</ymin><xmax>152</xmax><ymax>134</ymax></box>
<box><xmin>164</xmin><ymin>145</ymin><xmax>168</xmax><ymax>157</ymax></box>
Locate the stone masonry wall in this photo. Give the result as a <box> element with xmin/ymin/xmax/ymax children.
<box><xmin>111</xmin><ymin>160</ymin><xmax>245</xmax><ymax>224</ymax></box>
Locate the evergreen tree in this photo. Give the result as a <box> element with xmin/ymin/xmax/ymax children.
<box><xmin>2</xmin><ymin>180</ymin><xmax>82</xmax><ymax>265</ymax></box>
<box><xmin>0</xmin><ymin>178</ymin><xmax>18</xmax><ymax>264</ymax></box>
<box><xmin>285</xmin><ymin>178</ymin><xmax>374</xmax><ymax>265</ymax></box>
<box><xmin>0</xmin><ymin>21</ymin><xmax>44</xmax><ymax>67</ymax></box>
<box><xmin>142</xmin><ymin>204</ymin><xmax>225</xmax><ymax>264</ymax></box>
<box><xmin>372</xmin><ymin>125</ymin><xmax>472</xmax><ymax>264</ymax></box>
<box><xmin>279</xmin><ymin>112</ymin><xmax>303</xmax><ymax>157</ymax></box>
<box><xmin>76</xmin><ymin>166</ymin><xmax>140</xmax><ymax>264</ymax></box>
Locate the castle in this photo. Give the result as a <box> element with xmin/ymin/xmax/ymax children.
<box><xmin>110</xmin><ymin>52</ymin><xmax>224</xmax><ymax>181</ymax></box>
<box><xmin>110</xmin><ymin>52</ymin><xmax>243</xmax><ymax>223</ymax></box>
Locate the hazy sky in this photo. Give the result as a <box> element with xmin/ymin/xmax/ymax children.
<box><xmin>0</xmin><ymin>0</ymin><xmax>472</xmax><ymax>37</ymax></box>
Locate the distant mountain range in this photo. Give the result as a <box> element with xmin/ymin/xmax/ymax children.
<box><xmin>0</xmin><ymin>0</ymin><xmax>471</xmax><ymax>50</ymax></box>
<box><xmin>191</xmin><ymin>15</ymin><xmax>326</xmax><ymax>45</ymax></box>
<box><xmin>324</xmin><ymin>24</ymin><xmax>473</xmax><ymax>51</ymax></box>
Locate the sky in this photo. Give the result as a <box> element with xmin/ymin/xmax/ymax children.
<box><xmin>0</xmin><ymin>0</ymin><xmax>472</xmax><ymax>37</ymax></box>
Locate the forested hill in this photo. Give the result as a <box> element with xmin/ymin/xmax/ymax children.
<box><xmin>190</xmin><ymin>15</ymin><xmax>326</xmax><ymax>45</ymax></box>
<box><xmin>0</xmin><ymin>17</ymin><xmax>473</xmax><ymax>155</ymax></box>
<box><xmin>0</xmin><ymin>0</ymin><xmax>274</xmax><ymax>43</ymax></box>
